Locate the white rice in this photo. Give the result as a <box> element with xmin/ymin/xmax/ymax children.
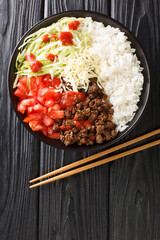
<box><xmin>86</xmin><ymin>19</ymin><xmax>144</xmax><ymax>132</ymax></box>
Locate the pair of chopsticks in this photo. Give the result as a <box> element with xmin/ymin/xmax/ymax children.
<box><xmin>29</xmin><ymin>129</ymin><xmax>160</xmax><ymax>188</ymax></box>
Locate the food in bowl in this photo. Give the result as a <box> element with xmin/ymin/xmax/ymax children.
<box><xmin>13</xmin><ymin>17</ymin><xmax>144</xmax><ymax>146</ymax></box>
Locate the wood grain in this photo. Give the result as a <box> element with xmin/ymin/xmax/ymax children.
<box><xmin>1</xmin><ymin>0</ymin><xmax>160</xmax><ymax>239</ymax></box>
<box><xmin>110</xmin><ymin>0</ymin><xmax>160</xmax><ymax>239</ymax></box>
<box><xmin>0</xmin><ymin>0</ymin><xmax>43</xmax><ymax>239</ymax></box>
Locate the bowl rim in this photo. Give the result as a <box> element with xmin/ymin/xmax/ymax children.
<box><xmin>8</xmin><ymin>10</ymin><xmax>151</xmax><ymax>152</ymax></box>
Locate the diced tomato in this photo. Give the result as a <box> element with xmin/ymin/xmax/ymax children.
<box><xmin>43</xmin><ymin>115</ymin><xmax>54</xmax><ymax>127</ymax></box>
<box><xmin>52</xmin><ymin>104</ymin><xmax>61</xmax><ymax>110</ymax></box>
<box><xmin>16</xmin><ymin>81</ymin><xmax>29</xmax><ymax>94</ymax></box>
<box><xmin>42</xmin><ymin>34</ymin><xmax>49</xmax><ymax>43</ymax></box>
<box><xmin>75</xmin><ymin>120</ymin><xmax>82</xmax><ymax>130</ymax></box>
<box><xmin>45</xmin><ymin>98</ymin><xmax>55</xmax><ymax>107</ymax></box>
<box><xmin>26</xmin><ymin>53</ymin><xmax>36</xmax><ymax>62</ymax></box>
<box><xmin>48</xmin><ymin>132</ymin><xmax>61</xmax><ymax>139</ymax></box>
<box><xmin>21</xmin><ymin>98</ymin><xmax>37</xmax><ymax>106</ymax></box>
<box><xmin>15</xmin><ymin>74</ymin><xmax>89</xmax><ymax>140</ymax></box>
<box><xmin>68</xmin><ymin>21</ymin><xmax>80</xmax><ymax>30</ymax></box>
<box><xmin>40</xmin><ymin>88</ymin><xmax>62</xmax><ymax>101</ymax></box>
<box><xmin>42</xmin><ymin>74</ymin><xmax>51</xmax><ymax>83</ymax></box>
<box><xmin>29</xmin><ymin>120</ymin><xmax>44</xmax><ymax>131</ymax></box>
<box><xmin>42</xmin><ymin>74</ymin><xmax>53</xmax><ymax>88</ymax></box>
<box><xmin>19</xmin><ymin>76</ymin><xmax>28</xmax><ymax>84</ymax></box>
<box><xmin>17</xmin><ymin>101</ymin><xmax>26</xmax><ymax>114</ymax></box>
<box><xmin>43</xmin><ymin>77</ymin><xmax>61</xmax><ymax>88</ymax></box>
<box><xmin>23</xmin><ymin>113</ymin><xmax>42</xmax><ymax>123</ymax></box>
<box><xmin>29</xmin><ymin>60</ymin><xmax>43</xmax><ymax>72</ymax></box>
<box><xmin>36</xmin><ymin>76</ymin><xmax>46</xmax><ymax>89</ymax></box>
<box><xmin>52</xmin><ymin>77</ymin><xmax>61</xmax><ymax>88</ymax></box>
<box><xmin>60</xmin><ymin>91</ymin><xmax>79</xmax><ymax>109</ymax></box>
<box><xmin>46</xmin><ymin>54</ymin><xmax>58</xmax><ymax>62</ymax></box>
<box><xmin>40</xmin><ymin>88</ymin><xmax>55</xmax><ymax>98</ymax></box>
<box><xmin>59</xmin><ymin>125</ymin><xmax>71</xmax><ymax>131</ymax></box>
<box><xmin>37</xmin><ymin>92</ymin><xmax>45</xmax><ymax>105</ymax></box>
<box><xmin>33</xmin><ymin>103</ymin><xmax>47</xmax><ymax>114</ymax></box>
<box><xmin>30</xmin><ymin>76</ymin><xmax>38</xmax><ymax>90</ymax></box>
<box><xmin>48</xmin><ymin>109</ymin><xmax>64</xmax><ymax>119</ymax></box>
<box><xmin>14</xmin><ymin>88</ymin><xmax>27</xmax><ymax>99</ymax></box>
<box><xmin>28</xmin><ymin>89</ymin><xmax>37</xmax><ymax>98</ymax></box>
<box><xmin>59</xmin><ymin>31</ymin><xmax>73</xmax><ymax>45</ymax></box>
<box><xmin>75</xmin><ymin>120</ymin><xmax>91</xmax><ymax>130</ymax></box>
<box><xmin>53</xmin><ymin>92</ymin><xmax>63</xmax><ymax>103</ymax></box>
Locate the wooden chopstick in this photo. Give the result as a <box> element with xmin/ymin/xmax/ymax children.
<box><xmin>29</xmin><ymin>138</ymin><xmax>160</xmax><ymax>188</ymax></box>
<box><xmin>29</xmin><ymin>129</ymin><xmax>160</xmax><ymax>188</ymax></box>
<box><xmin>30</xmin><ymin>129</ymin><xmax>160</xmax><ymax>183</ymax></box>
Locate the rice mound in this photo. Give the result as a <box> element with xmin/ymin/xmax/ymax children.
<box><xmin>87</xmin><ymin>20</ymin><xmax>144</xmax><ymax>132</ymax></box>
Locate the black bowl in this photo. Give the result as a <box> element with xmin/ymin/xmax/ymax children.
<box><xmin>8</xmin><ymin>10</ymin><xmax>150</xmax><ymax>151</ymax></box>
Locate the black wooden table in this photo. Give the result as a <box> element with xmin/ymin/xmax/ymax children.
<box><xmin>1</xmin><ymin>0</ymin><xmax>160</xmax><ymax>239</ymax></box>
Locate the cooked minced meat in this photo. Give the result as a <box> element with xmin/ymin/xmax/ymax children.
<box><xmin>54</xmin><ymin>80</ymin><xmax>117</xmax><ymax>146</ymax></box>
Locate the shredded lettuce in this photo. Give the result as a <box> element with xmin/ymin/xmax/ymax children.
<box><xmin>14</xmin><ymin>17</ymin><xmax>100</xmax><ymax>91</ymax></box>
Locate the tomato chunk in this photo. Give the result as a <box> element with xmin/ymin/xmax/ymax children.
<box><xmin>26</xmin><ymin>53</ymin><xmax>36</xmax><ymax>62</ymax></box>
<box><xmin>36</xmin><ymin>76</ymin><xmax>46</xmax><ymax>89</ymax></box>
<box><xmin>40</xmin><ymin>88</ymin><xmax>62</xmax><ymax>100</ymax></box>
<box><xmin>46</xmin><ymin>54</ymin><xmax>58</xmax><ymax>62</ymax></box>
<box><xmin>29</xmin><ymin>60</ymin><xmax>43</xmax><ymax>72</ymax></box>
<box><xmin>19</xmin><ymin>76</ymin><xmax>28</xmax><ymax>84</ymax></box>
<box><xmin>40</xmin><ymin>88</ymin><xmax>55</xmax><ymax>98</ymax></box>
<box><xmin>52</xmin><ymin>77</ymin><xmax>61</xmax><ymax>88</ymax></box>
<box><xmin>37</xmin><ymin>90</ymin><xmax>45</xmax><ymax>105</ymax></box>
<box><xmin>75</xmin><ymin>120</ymin><xmax>91</xmax><ymax>130</ymax></box>
<box><xmin>43</xmin><ymin>115</ymin><xmax>54</xmax><ymax>127</ymax></box>
<box><xmin>17</xmin><ymin>102</ymin><xmax>26</xmax><ymax>114</ymax></box>
<box><xmin>30</xmin><ymin>76</ymin><xmax>38</xmax><ymax>90</ymax></box>
<box><xmin>28</xmin><ymin>89</ymin><xmax>37</xmax><ymax>98</ymax></box>
<box><xmin>48</xmin><ymin>132</ymin><xmax>61</xmax><ymax>139</ymax></box>
<box><xmin>14</xmin><ymin>89</ymin><xmax>26</xmax><ymax>99</ymax></box>
<box><xmin>48</xmin><ymin>110</ymin><xmax>64</xmax><ymax>119</ymax></box>
<box><xmin>23</xmin><ymin>113</ymin><xmax>42</xmax><ymax>123</ymax></box>
<box><xmin>29</xmin><ymin>120</ymin><xmax>44</xmax><ymax>131</ymax></box>
<box><xmin>52</xmin><ymin>104</ymin><xmax>61</xmax><ymax>110</ymax></box>
<box><xmin>45</xmin><ymin>98</ymin><xmax>55</xmax><ymax>107</ymax></box>
<box><xmin>21</xmin><ymin>98</ymin><xmax>37</xmax><ymax>106</ymax></box>
<box><xmin>33</xmin><ymin>103</ymin><xmax>47</xmax><ymax>114</ymax></box>
<box><xmin>59</xmin><ymin>126</ymin><xmax>71</xmax><ymax>131</ymax></box>
<box><xmin>25</xmin><ymin>54</ymin><xmax>43</xmax><ymax>72</ymax></box>
<box><xmin>60</xmin><ymin>91</ymin><xmax>84</xmax><ymax>109</ymax></box>
<box><xmin>59</xmin><ymin>32</ymin><xmax>73</xmax><ymax>45</ymax></box>
<box><xmin>42</xmin><ymin>34</ymin><xmax>49</xmax><ymax>43</ymax></box>
<box><xmin>16</xmin><ymin>81</ymin><xmax>29</xmax><ymax>94</ymax></box>
<box><xmin>68</xmin><ymin>21</ymin><xmax>80</xmax><ymax>30</ymax></box>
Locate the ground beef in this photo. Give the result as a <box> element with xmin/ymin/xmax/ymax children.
<box><xmin>55</xmin><ymin>80</ymin><xmax>118</xmax><ymax>146</ymax></box>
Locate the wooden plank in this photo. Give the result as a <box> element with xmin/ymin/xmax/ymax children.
<box><xmin>110</xmin><ymin>1</ymin><xmax>160</xmax><ymax>239</ymax></box>
<box><xmin>0</xmin><ymin>0</ymin><xmax>44</xmax><ymax>239</ymax></box>
<box><xmin>38</xmin><ymin>1</ymin><xmax>110</xmax><ymax>239</ymax></box>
